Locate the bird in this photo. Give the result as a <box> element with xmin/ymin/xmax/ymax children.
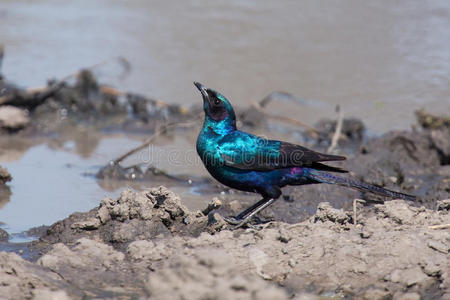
<box><xmin>194</xmin><ymin>82</ymin><xmax>416</xmax><ymax>228</ymax></box>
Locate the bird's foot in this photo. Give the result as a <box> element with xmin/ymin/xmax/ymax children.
<box><xmin>223</xmin><ymin>216</ymin><xmax>242</xmax><ymax>225</ymax></box>
<box><xmin>223</xmin><ymin>216</ymin><xmax>253</xmax><ymax>229</ymax></box>
<box><xmin>224</xmin><ymin>215</ymin><xmax>268</xmax><ymax>230</ymax></box>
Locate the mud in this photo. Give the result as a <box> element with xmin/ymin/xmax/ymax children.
<box><xmin>0</xmin><ymin>187</ymin><xmax>447</xmax><ymax>299</ymax></box>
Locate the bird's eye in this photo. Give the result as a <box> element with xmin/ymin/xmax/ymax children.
<box><xmin>213</xmin><ymin>98</ymin><xmax>221</xmax><ymax>106</ymax></box>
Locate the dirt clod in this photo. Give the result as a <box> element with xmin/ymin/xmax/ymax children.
<box><xmin>0</xmin><ymin>165</ymin><xmax>11</xmax><ymax>184</ymax></box>
<box><xmin>314</xmin><ymin>202</ymin><xmax>352</xmax><ymax>224</ymax></box>
<box><xmin>0</xmin><ymin>106</ymin><xmax>30</xmax><ymax>132</ymax></box>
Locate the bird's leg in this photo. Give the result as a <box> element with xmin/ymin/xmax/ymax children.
<box><xmin>233</xmin><ymin>198</ymin><xmax>277</xmax><ymax>229</ymax></box>
<box><xmin>225</xmin><ymin>198</ymin><xmax>277</xmax><ymax>229</ymax></box>
<box><xmin>225</xmin><ymin>197</ymin><xmax>271</xmax><ymax>225</ymax></box>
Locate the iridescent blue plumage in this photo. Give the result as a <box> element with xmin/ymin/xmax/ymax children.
<box><xmin>194</xmin><ymin>82</ymin><xmax>415</xmax><ymax>228</ymax></box>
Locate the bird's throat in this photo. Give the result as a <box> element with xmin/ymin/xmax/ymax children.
<box><xmin>203</xmin><ymin>116</ymin><xmax>236</xmax><ymax>136</ymax></box>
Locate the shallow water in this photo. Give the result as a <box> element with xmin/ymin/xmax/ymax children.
<box><xmin>0</xmin><ymin>0</ymin><xmax>449</xmax><ymax>133</ymax></box>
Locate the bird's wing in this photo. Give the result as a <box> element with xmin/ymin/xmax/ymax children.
<box><xmin>216</xmin><ymin>131</ymin><xmax>346</xmax><ymax>171</ymax></box>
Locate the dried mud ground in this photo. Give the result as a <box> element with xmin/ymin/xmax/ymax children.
<box><xmin>0</xmin><ymin>186</ymin><xmax>447</xmax><ymax>300</ymax></box>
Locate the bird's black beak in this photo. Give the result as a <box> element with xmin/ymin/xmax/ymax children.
<box><xmin>194</xmin><ymin>82</ymin><xmax>209</xmax><ymax>101</ymax></box>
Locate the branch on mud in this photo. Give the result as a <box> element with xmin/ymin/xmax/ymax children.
<box><xmin>112</xmin><ymin>121</ymin><xmax>196</xmax><ymax>165</ymax></box>
<box><xmin>428</xmin><ymin>224</ymin><xmax>450</xmax><ymax>230</ymax></box>
<box><xmin>327</xmin><ymin>105</ymin><xmax>344</xmax><ymax>153</ymax></box>
<box><xmin>251</xmin><ymin>99</ymin><xmax>320</xmax><ymax>137</ymax></box>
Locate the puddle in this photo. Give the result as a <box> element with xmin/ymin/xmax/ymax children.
<box><xmin>0</xmin><ymin>133</ymin><xmax>217</xmax><ymax>240</ymax></box>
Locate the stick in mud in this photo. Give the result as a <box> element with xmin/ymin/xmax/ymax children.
<box><xmin>428</xmin><ymin>224</ymin><xmax>450</xmax><ymax>230</ymax></box>
<box><xmin>251</xmin><ymin>98</ymin><xmax>320</xmax><ymax>137</ymax></box>
<box><xmin>327</xmin><ymin>105</ymin><xmax>344</xmax><ymax>154</ymax></box>
<box><xmin>112</xmin><ymin>121</ymin><xmax>196</xmax><ymax>165</ymax></box>
<box><xmin>353</xmin><ymin>198</ymin><xmax>366</xmax><ymax>225</ymax></box>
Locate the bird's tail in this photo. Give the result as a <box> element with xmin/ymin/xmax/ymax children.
<box><xmin>306</xmin><ymin>169</ymin><xmax>416</xmax><ymax>201</ymax></box>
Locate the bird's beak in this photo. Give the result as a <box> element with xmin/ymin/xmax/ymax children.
<box><xmin>194</xmin><ymin>82</ymin><xmax>209</xmax><ymax>101</ymax></box>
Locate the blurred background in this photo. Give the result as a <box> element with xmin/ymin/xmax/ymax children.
<box><xmin>1</xmin><ymin>0</ymin><xmax>448</xmax><ymax>132</ymax></box>
<box><xmin>0</xmin><ymin>0</ymin><xmax>449</xmax><ymax>239</ymax></box>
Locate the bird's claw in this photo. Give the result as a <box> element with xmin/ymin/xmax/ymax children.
<box><xmin>224</xmin><ymin>216</ymin><xmax>261</xmax><ymax>230</ymax></box>
<box><xmin>223</xmin><ymin>216</ymin><xmax>242</xmax><ymax>225</ymax></box>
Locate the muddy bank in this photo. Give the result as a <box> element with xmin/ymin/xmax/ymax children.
<box><xmin>0</xmin><ymin>187</ymin><xmax>442</xmax><ymax>299</ymax></box>
<box><xmin>0</xmin><ymin>69</ymin><xmax>192</xmax><ymax>135</ymax></box>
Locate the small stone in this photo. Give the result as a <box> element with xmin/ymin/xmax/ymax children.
<box><xmin>288</xmin><ymin>258</ymin><xmax>296</xmax><ymax>267</ymax></box>
<box><xmin>360</xmin><ymin>230</ymin><xmax>373</xmax><ymax>239</ymax></box>
<box><xmin>0</xmin><ymin>165</ymin><xmax>12</xmax><ymax>184</ymax></box>
<box><xmin>278</xmin><ymin>228</ymin><xmax>292</xmax><ymax>243</ymax></box>
<box><xmin>436</xmin><ymin>199</ymin><xmax>450</xmax><ymax>211</ymax></box>
<box><xmin>389</xmin><ymin>176</ymin><xmax>398</xmax><ymax>183</ymax></box>
<box><xmin>0</xmin><ymin>106</ymin><xmax>30</xmax><ymax>130</ymax></box>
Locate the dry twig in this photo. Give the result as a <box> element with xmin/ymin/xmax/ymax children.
<box><xmin>353</xmin><ymin>198</ymin><xmax>366</xmax><ymax>225</ymax></box>
<box><xmin>112</xmin><ymin>122</ymin><xmax>195</xmax><ymax>165</ymax></box>
<box><xmin>327</xmin><ymin>105</ymin><xmax>344</xmax><ymax>153</ymax></box>
<box><xmin>428</xmin><ymin>224</ymin><xmax>450</xmax><ymax>230</ymax></box>
<box><xmin>252</xmin><ymin>101</ymin><xmax>320</xmax><ymax>137</ymax></box>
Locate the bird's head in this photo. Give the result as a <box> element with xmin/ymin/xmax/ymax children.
<box><xmin>194</xmin><ymin>82</ymin><xmax>236</xmax><ymax>131</ymax></box>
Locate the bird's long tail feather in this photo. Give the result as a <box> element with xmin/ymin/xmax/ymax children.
<box><xmin>306</xmin><ymin>170</ymin><xmax>416</xmax><ymax>201</ymax></box>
